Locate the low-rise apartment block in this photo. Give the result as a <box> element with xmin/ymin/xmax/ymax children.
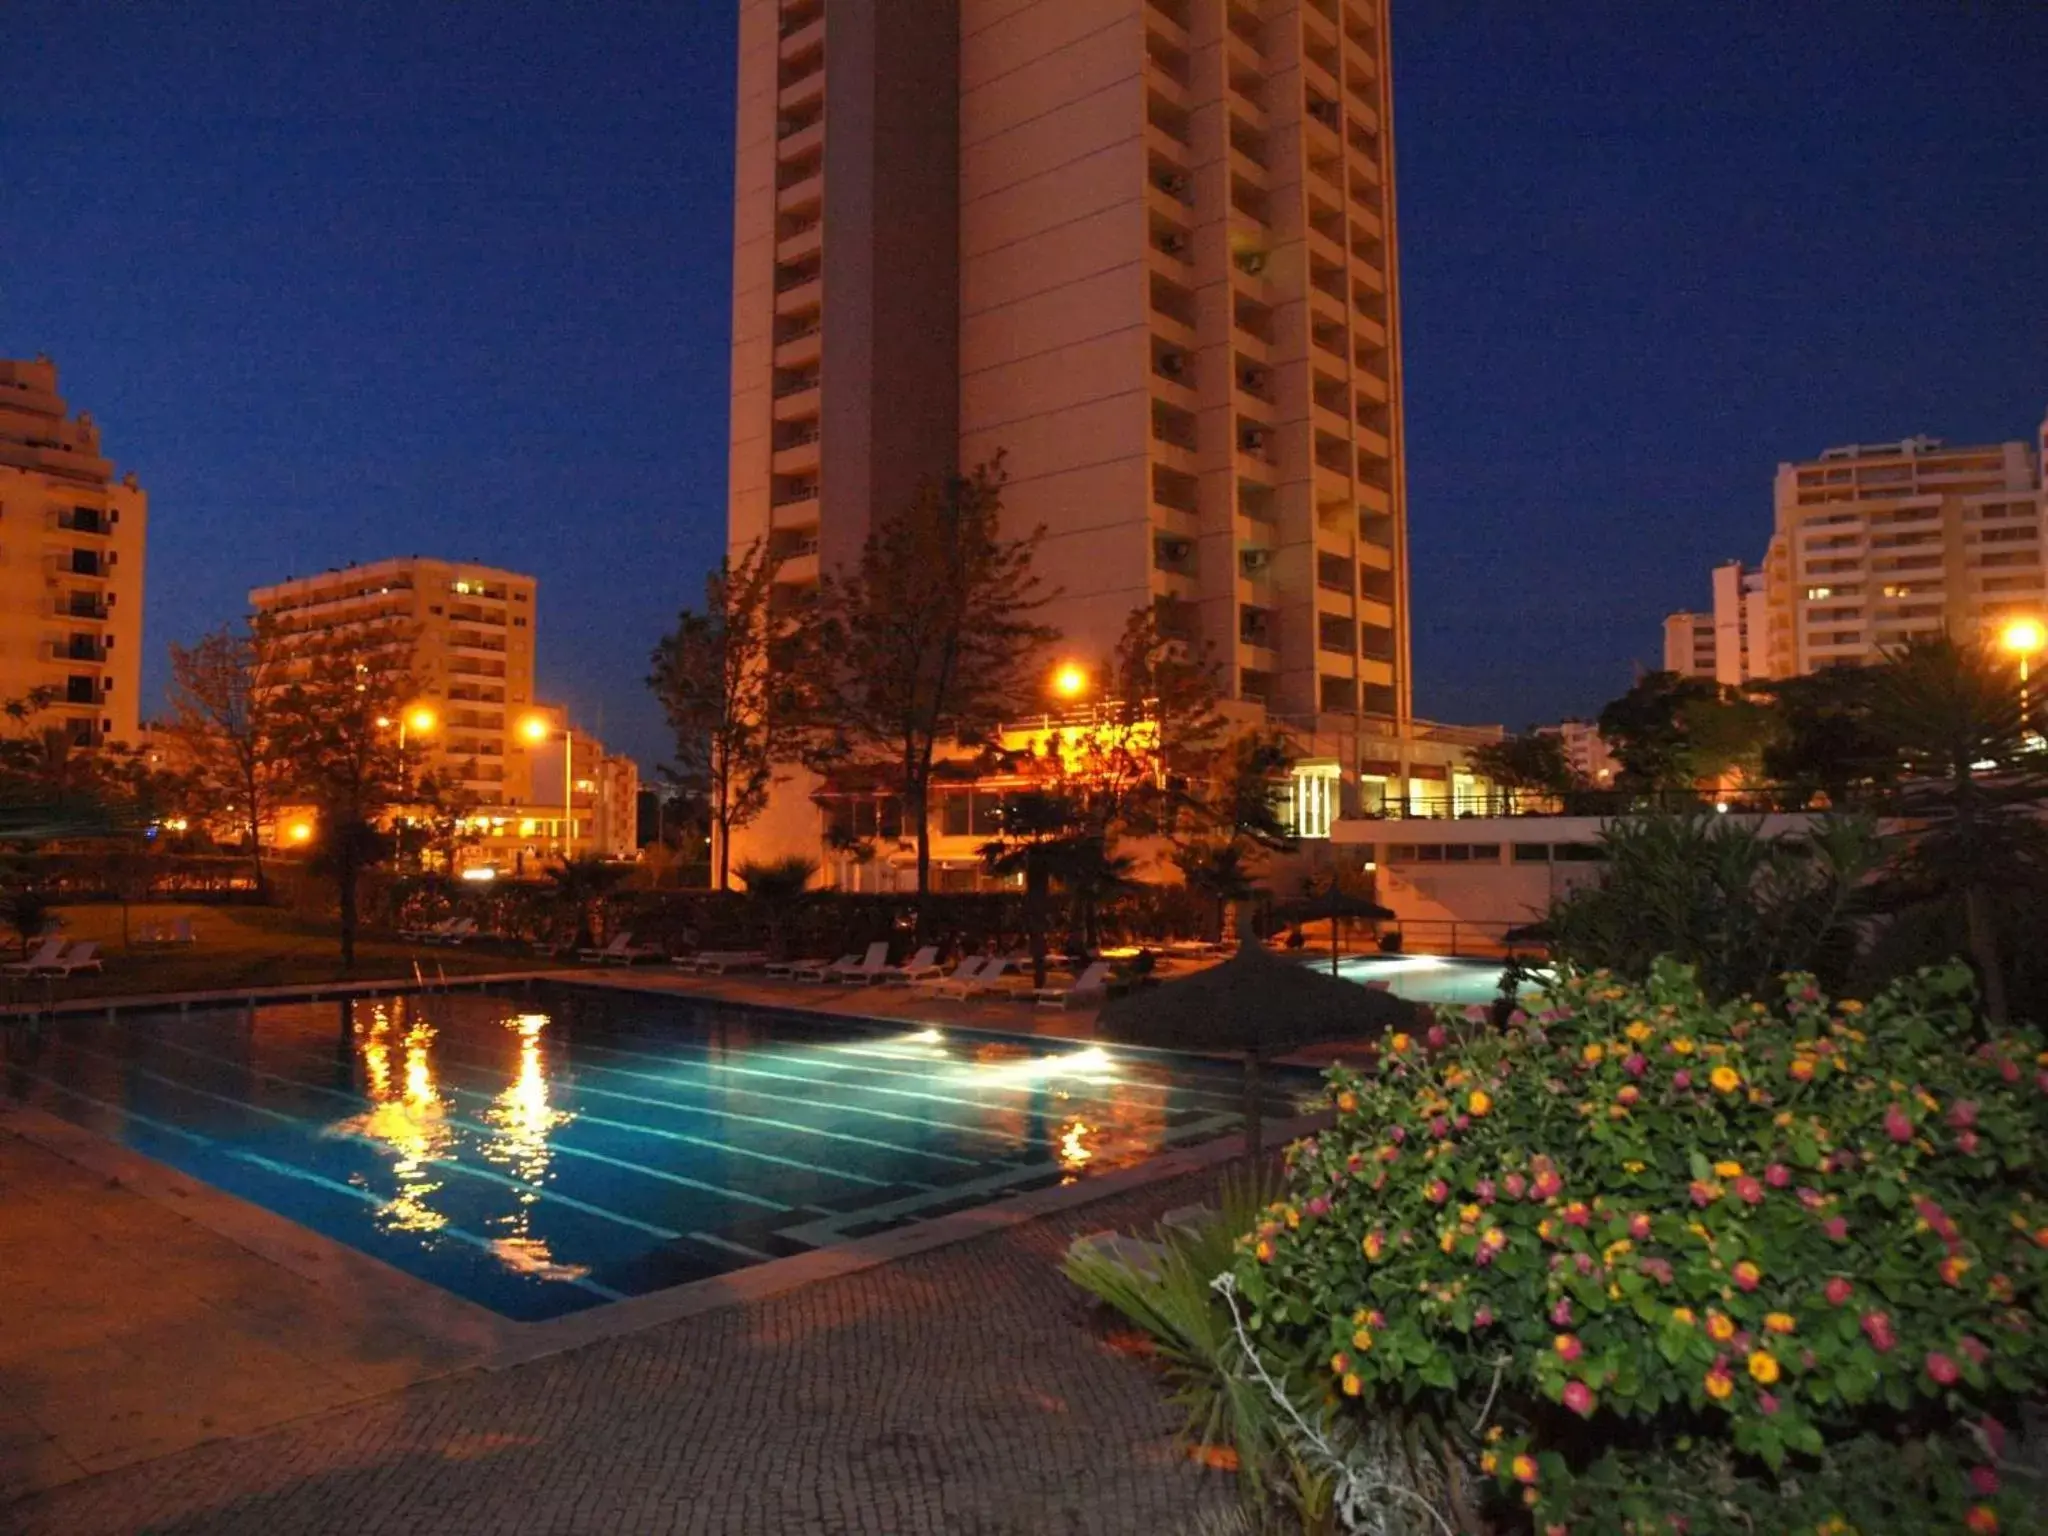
<box><xmin>0</xmin><ymin>358</ymin><xmax>147</xmax><ymax>747</ymax></box>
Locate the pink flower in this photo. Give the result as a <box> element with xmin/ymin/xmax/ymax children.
<box><xmin>1454</xmin><ymin>1114</ymin><xmax>1471</xmax><ymax>1132</ymax></box>
<box><xmin>1554</xmin><ymin>1332</ymin><xmax>1582</xmax><ymax>1361</ymax></box>
<box><xmin>1551</xmin><ymin>1297</ymin><xmax>1574</xmax><ymax>1326</ymax></box>
<box><xmin>1429</xmin><ymin>1116</ymin><xmax>1449</xmax><ymax>1139</ymax></box>
<box><xmin>1757</xmin><ymin>1392</ymin><xmax>1779</xmax><ymax>1416</ymax></box>
<box><xmin>1734</xmin><ymin>1177</ymin><xmax>1764</xmax><ymax>1206</ymax></box>
<box><xmin>1798</xmin><ymin>1187</ymin><xmax>1826</xmax><ymax>1210</ymax></box>
<box><xmin>1947</xmin><ymin>1100</ymin><xmax>1978</xmax><ymax>1129</ymax></box>
<box><xmin>1764</xmin><ymin>1163</ymin><xmax>1790</xmax><ymax>1188</ymax></box>
<box><xmin>1862</xmin><ymin>1312</ymin><xmax>1895</xmax><ymax>1352</ymax></box>
<box><xmin>1475</xmin><ymin>1178</ymin><xmax>1496</xmax><ymax>1203</ymax></box>
<box><xmin>1639</xmin><ymin>1257</ymin><xmax>1674</xmax><ymax>1285</ymax></box>
<box><xmin>1971</xmin><ymin>1467</ymin><xmax>2000</xmax><ymax>1497</ymax></box>
<box><xmin>1616</xmin><ymin>1085</ymin><xmax>1640</xmax><ymax>1107</ymax></box>
<box><xmin>1623</xmin><ymin>1052</ymin><xmax>1647</xmax><ymax>1078</ymax></box>
<box><xmin>1672</xmin><ymin>1069</ymin><xmax>1692</xmax><ymax>1090</ymax></box>
<box><xmin>1389</xmin><ymin>1125</ymin><xmax>1406</xmax><ymax>1144</ymax></box>
<box><xmin>1822</xmin><ymin>1215</ymin><xmax>1848</xmax><ymax>1241</ymax></box>
<box><xmin>1689</xmin><ymin>1181</ymin><xmax>1718</xmax><ymax>1207</ymax></box>
<box><xmin>1925</xmin><ymin>1351</ymin><xmax>1959</xmax><ymax>1385</ymax></box>
<box><xmin>1573</xmin><ymin>1252</ymin><xmax>1595</xmax><ymax>1276</ymax></box>
<box><xmin>1628</xmin><ymin>1212</ymin><xmax>1651</xmax><ymax>1239</ymax></box>
<box><xmin>1473</xmin><ymin>1306</ymin><xmax>1493</xmax><ymax>1328</ymax></box>
<box><xmin>1562</xmin><ymin>1202</ymin><xmax>1591</xmax><ymax>1227</ymax></box>
<box><xmin>1532</xmin><ymin>1169</ymin><xmax>1562</xmax><ymax>1200</ymax></box>
<box><xmin>1961</xmin><ymin>1335</ymin><xmax>1989</xmax><ymax>1366</ymax></box>
<box><xmin>1884</xmin><ymin>1104</ymin><xmax>1913</xmax><ymax>1143</ymax></box>
<box><xmin>1999</xmin><ymin>1057</ymin><xmax>2020</xmax><ymax>1083</ymax></box>
<box><xmin>1304</xmin><ymin>1196</ymin><xmax>1330</xmax><ymax>1218</ymax></box>
<box><xmin>1504</xmin><ymin>1172</ymin><xmax>1527</xmax><ymax>1200</ymax></box>
<box><xmin>1959</xmin><ymin>1130</ymin><xmax>1981</xmax><ymax>1154</ymax></box>
<box><xmin>1825</xmin><ymin>1277</ymin><xmax>1853</xmax><ymax>1305</ymax></box>
<box><xmin>1561</xmin><ymin>1380</ymin><xmax>1595</xmax><ymax>1416</ymax></box>
<box><xmin>1433</xmin><ymin>1022</ymin><xmax>1456</xmax><ymax>1045</ymax></box>
<box><xmin>1982</xmin><ymin>1416</ymin><xmax>2008</xmax><ymax>1458</ymax></box>
<box><xmin>1426</xmin><ymin>1179</ymin><xmax>1449</xmax><ymax>1205</ymax></box>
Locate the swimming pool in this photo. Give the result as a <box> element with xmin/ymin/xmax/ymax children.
<box><xmin>1</xmin><ymin>986</ymin><xmax>1313</xmax><ymax>1321</ymax></box>
<box><xmin>1331</xmin><ymin>954</ymin><xmax>1550</xmax><ymax>1006</ymax></box>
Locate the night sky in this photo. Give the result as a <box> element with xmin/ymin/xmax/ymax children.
<box><xmin>5</xmin><ymin>3</ymin><xmax>2043</xmax><ymax>768</ymax></box>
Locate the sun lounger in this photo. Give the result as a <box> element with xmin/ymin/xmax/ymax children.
<box><xmin>791</xmin><ymin>952</ymin><xmax>858</xmax><ymax>983</ymax></box>
<box><xmin>426</xmin><ymin>917</ymin><xmax>478</xmax><ymax>946</ymax></box>
<box><xmin>1032</xmin><ymin>958</ymin><xmax>1115</xmax><ymax>1008</ymax></box>
<box><xmin>577</xmin><ymin>931</ymin><xmax>638</xmax><ymax>963</ymax></box>
<box><xmin>3</xmin><ymin>937</ymin><xmax>66</xmax><ymax>976</ymax></box>
<box><xmin>912</xmin><ymin>956</ymin><xmax>984</xmax><ymax>994</ymax></box>
<box><xmin>692</xmin><ymin>950</ymin><xmax>768</xmax><ymax>974</ymax></box>
<box><xmin>764</xmin><ymin>956</ymin><xmax>828</xmax><ymax>978</ymax></box>
<box><xmin>833</xmin><ymin>942</ymin><xmax>898</xmax><ymax>985</ymax></box>
<box><xmin>882</xmin><ymin>945</ymin><xmax>944</xmax><ymax>984</ymax></box>
<box><xmin>810</xmin><ymin>942</ymin><xmax>887</xmax><ymax>984</ymax></box>
<box><xmin>38</xmin><ymin>941</ymin><xmax>102</xmax><ymax>977</ymax></box>
<box><xmin>928</xmin><ymin>956</ymin><xmax>1013</xmax><ymax>999</ymax></box>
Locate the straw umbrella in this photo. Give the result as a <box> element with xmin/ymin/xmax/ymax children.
<box><xmin>1096</xmin><ymin>913</ymin><xmax>1415</xmax><ymax>1159</ymax></box>
<box><xmin>1271</xmin><ymin>887</ymin><xmax>1397</xmax><ymax>976</ymax></box>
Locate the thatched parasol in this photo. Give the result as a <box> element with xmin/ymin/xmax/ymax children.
<box><xmin>1270</xmin><ymin>888</ymin><xmax>1397</xmax><ymax>976</ymax></box>
<box><xmin>1097</xmin><ymin>921</ymin><xmax>1414</xmax><ymax>1158</ymax></box>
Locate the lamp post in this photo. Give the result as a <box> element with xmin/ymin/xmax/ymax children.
<box><xmin>2002</xmin><ymin>616</ymin><xmax>2045</xmax><ymax>740</ymax></box>
<box><xmin>521</xmin><ymin>714</ymin><xmax>575</xmax><ymax>859</ymax></box>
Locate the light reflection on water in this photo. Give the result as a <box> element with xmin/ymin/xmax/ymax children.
<box><xmin>333</xmin><ymin>1000</ymin><xmax>587</xmax><ymax>1282</ymax></box>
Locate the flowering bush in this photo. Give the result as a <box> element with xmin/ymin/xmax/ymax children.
<box><xmin>1231</xmin><ymin>960</ymin><xmax>2047</xmax><ymax>1534</ymax></box>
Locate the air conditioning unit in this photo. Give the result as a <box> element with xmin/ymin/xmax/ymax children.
<box><xmin>1157</xmin><ymin>537</ymin><xmax>1192</xmax><ymax>564</ymax></box>
<box><xmin>1241</xmin><ymin>549</ymin><xmax>1273</xmax><ymax>574</ymax></box>
<box><xmin>1242</xmin><ymin>427</ymin><xmax>1269</xmax><ymax>451</ymax></box>
<box><xmin>1159</xmin><ymin>232</ymin><xmax>1186</xmax><ymax>255</ymax></box>
<box><xmin>1160</xmin><ymin>172</ymin><xmax>1189</xmax><ymax>195</ymax></box>
<box><xmin>1157</xmin><ymin>351</ymin><xmax>1185</xmax><ymax>378</ymax></box>
<box><xmin>1239</xmin><ymin>366</ymin><xmax>1267</xmax><ymax>390</ymax></box>
<box><xmin>1238</xmin><ymin>251</ymin><xmax>1267</xmax><ymax>276</ymax></box>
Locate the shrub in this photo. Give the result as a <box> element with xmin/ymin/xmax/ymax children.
<box><xmin>1230</xmin><ymin>960</ymin><xmax>2046</xmax><ymax>1534</ymax></box>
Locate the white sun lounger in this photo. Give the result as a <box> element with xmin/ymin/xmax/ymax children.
<box><xmin>1032</xmin><ymin>958</ymin><xmax>1115</xmax><ymax>1008</ymax></box>
<box><xmin>3</xmin><ymin>937</ymin><xmax>66</xmax><ymax>976</ymax></box>
<box><xmin>578</xmin><ymin>931</ymin><xmax>638</xmax><ymax>962</ymax></box>
<box><xmin>912</xmin><ymin>956</ymin><xmax>984</xmax><ymax>994</ymax></box>
<box><xmin>882</xmin><ymin>945</ymin><xmax>944</xmax><ymax>984</ymax></box>
<box><xmin>692</xmin><ymin>950</ymin><xmax>768</xmax><ymax>974</ymax></box>
<box><xmin>39</xmin><ymin>941</ymin><xmax>103</xmax><ymax>977</ymax></box>
<box><xmin>833</xmin><ymin>943</ymin><xmax>898</xmax><ymax>985</ymax></box>
<box><xmin>791</xmin><ymin>953</ymin><xmax>859</xmax><ymax>983</ymax></box>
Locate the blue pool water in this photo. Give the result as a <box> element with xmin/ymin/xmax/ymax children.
<box><xmin>1</xmin><ymin>986</ymin><xmax>1314</xmax><ymax>1321</ymax></box>
<box><xmin>1332</xmin><ymin>954</ymin><xmax>1550</xmax><ymax>1006</ymax></box>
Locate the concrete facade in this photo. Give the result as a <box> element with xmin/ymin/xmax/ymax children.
<box><xmin>726</xmin><ymin>0</ymin><xmax>1410</xmax><ymax>717</ymax></box>
<box><xmin>0</xmin><ymin>359</ymin><xmax>147</xmax><ymax>749</ymax></box>
<box><xmin>1661</xmin><ymin>611</ymin><xmax>1714</xmax><ymax>679</ymax></box>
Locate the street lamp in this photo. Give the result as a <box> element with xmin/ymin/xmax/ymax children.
<box><xmin>1051</xmin><ymin>663</ymin><xmax>1088</xmax><ymax>701</ymax></box>
<box><xmin>2002</xmin><ymin>616</ymin><xmax>2045</xmax><ymax>735</ymax></box>
<box><xmin>521</xmin><ymin>713</ymin><xmax>574</xmax><ymax>858</ymax></box>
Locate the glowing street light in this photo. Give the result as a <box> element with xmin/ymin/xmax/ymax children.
<box><xmin>288</xmin><ymin>819</ymin><xmax>314</xmax><ymax>844</ymax></box>
<box><xmin>520</xmin><ymin>713</ymin><xmax>575</xmax><ymax>858</ymax></box>
<box><xmin>2003</xmin><ymin>616</ymin><xmax>2046</xmax><ymax>735</ymax></box>
<box><xmin>1051</xmin><ymin>662</ymin><xmax>1088</xmax><ymax>701</ymax></box>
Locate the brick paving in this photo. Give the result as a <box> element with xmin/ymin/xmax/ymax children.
<box><xmin>10</xmin><ymin>1168</ymin><xmax>1238</xmax><ymax>1536</ymax></box>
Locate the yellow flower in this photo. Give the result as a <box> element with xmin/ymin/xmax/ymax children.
<box><xmin>1341</xmin><ymin>1372</ymin><xmax>1361</xmax><ymax>1397</ymax></box>
<box><xmin>1336</xmin><ymin>1090</ymin><xmax>1358</xmax><ymax>1113</ymax></box>
<box><xmin>1254</xmin><ymin>1239</ymin><xmax>1274</xmax><ymax>1263</ymax></box>
<box><xmin>1468</xmin><ymin>1089</ymin><xmax>1492</xmax><ymax>1117</ymax></box>
<box><xmin>1460</xmin><ymin>1203</ymin><xmax>1483</xmax><ymax>1224</ymax></box>
<box><xmin>1623</xmin><ymin>1159</ymin><xmax>1646</xmax><ymax>1173</ymax></box>
<box><xmin>1352</xmin><ymin>1328</ymin><xmax>1374</xmax><ymax>1351</ymax></box>
<box><xmin>1671</xmin><ymin>1037</ymin><xmax>1696</xmax><ymax>1056</ymax></box>
<box><xmin>1707</xmin><ymin>1311</ymin><xmax>1736</xmax><ymax>1342</ymax></box>
<box><xmin>1389</xmin><ymin>1033</ymin><xmax>1412</xmax><ymax>1053</ymax></box>
<box><xmin>1765</xmin><ymin>1313</ymin><xmax>1796</xmax><ymax>1335</ymax></box>
<box><xmin>1704</xmin><ymin>1370</ymin><xmax>1734</xmax><ymax>1400</ymax></box>
<box><xmin>1440</xmin><ymin>1228</ymin><xmax>1457</xmax><ymax>1253</ymax></box>
<box><xmin>1713</xmin><ymin>1161</ymin><xmax>1744</xmax><ymax>1178</ymax></box>
<box><xmin>1510</xmin><ymin>1454</ymin><xmax>1538</xmax><ymax>1484</ymax></box>
<box><xmin>1839</xmin><ymin>1000</ymin><xmax>1863</xmax><ymax>1014</ymax></box>
<box><xmin>1582</xmin><ymin>1043</ymin><xmax>1605</xmax><ymax>1065</ymax></box>
<box><xmin>1748</xmin><ymin>1350</ymin><xmax>1781</xmax><ymax>1385</ymax></box>
<box><xmin>1625</xmin><ymin>1020</ymin><xmax>1653</xmax><ymax>1042</ymax></box>
<box><xmin>1480</xmin><ymin>1451</ymin><xmax>1498</xmax><ymax>1475</ymax></box>
<box><xmin>1362</xmin><ymin>1233</ymin><xmax>1383</xmax><ymax>1260</ymax></box>
<box><xmin>1710</xmin><ymin>1066</ymin><xmax>1742</xmax><ymax>1094</ymax></box>
<box><xmin>1671</xmin><ymin>1307</ymin><xmax>1696</xmax><ymax>1326</ymax></box>
<box><xmin>1485</xmin><ymin>1425</ymin><xmax>1504</xmax><ymax>1444</ymax></box>
<box><xmin>1330</xmin><ymin>1352</ymin><xmax>1350</xmax><ymax>1375</ymax></box>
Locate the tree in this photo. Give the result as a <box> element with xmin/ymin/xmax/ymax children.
<box><xmin>976</xmin><ymin>788</ymin><xmax>1085</xmax><ymax>986</ymax></box>
<box><xmin>168</xmin><ymin>618</ymin><xmax>285</xmax><ymax>893</ymax></box>
<box><xmin>1864</xmin><ymin>634</ymin><xmax>2048</xmax><ymax>1026</ymax></box>
<box><xmin>1597</xmin><ymin>670</ymin><xmax>1771</xmax><ymax>791</ymax></box>
<box><xmin>543</xmin><ymin>854</ymin><xmax>630</xmax><ymax>951</ymax></box>
<box><xmin>1752</xmin><ymin>666</ymin><xmax>1895</xmax><ymax>808</ymax></box>
<box><xmin>267</xmin><ymin>644</ymin><xmax>414</xmax><ymax>968</ymax></box>
<box><xmin>733</xmin><ymin>854</ymin><xmax>817</xmax><ymax>961</ymax></box>
<box><xmin>1467</xmin><ymin>728</ymin><xmax>1580</xmax><ymax>809</ymax></box>
<box><xmin>648</xmin><ymin>539</ymin><xmax>807</xmax><ymax>892</ymax></box>
<box><xmin>793</xmin><ymin>455</ymin><xmax>1059</xmax><ymax>905</ymax></box>
<box><xmin>1172</xmin><ymin>840</ymin><xmax>1260</xmax><ymax>944</ymax></box>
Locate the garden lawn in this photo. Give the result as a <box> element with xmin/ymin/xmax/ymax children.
<box><xmin>0</xmin><ymin>903</ymin><xmax>560</xmax><ymax>1005</ymax></box>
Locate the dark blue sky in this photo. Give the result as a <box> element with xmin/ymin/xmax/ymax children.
<box><xmin>5</xmin><ymin>4</ymin><xmax>2043</xmax><ymax>766</ymax></box>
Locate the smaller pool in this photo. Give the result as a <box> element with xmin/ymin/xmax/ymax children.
<box><xmin>1331</xmin><ymin>954</ymin><xmax>1549</xmax><ymax>1006</ymax></box>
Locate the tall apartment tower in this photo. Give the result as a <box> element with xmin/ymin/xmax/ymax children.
<box><xmin>1660</xmin><ymin>611</ymin><xmax>1714</xmax><ymax>679</ymax></box>
<box><xmin>0</xmin><ymin>359</ymin><xmax>148</xmax><ymax>748</ymax></box>
<box><xmin>249</xmin><ymin>558</ymin><xmax>540</xmax><ymax>807</ymax></box>
<box><xmin>1762</xmin><ymin>430</ymin><xmax>2042</xmax><ymax>675</ymax></box>
<box><xmin>727</xmin><ymin>0</ymin><xmax>1410</xmax><ymax>728</ymax></box>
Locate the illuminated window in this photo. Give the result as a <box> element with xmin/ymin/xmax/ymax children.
<box><xmin>1290</xmin><ymin>762</ymin><xmax>1340</xmax><ymax>839</ymax></box>
<box><xmin>1805</xmin><ymin>586</ymin><xmax>1833</xmax><ymax>600</ymax></box>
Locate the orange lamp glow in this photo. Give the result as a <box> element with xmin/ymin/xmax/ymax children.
<box><xmin>520</xmin><ymin>714</ymin><xmax>551</xmax><ymax>743</ymax></box>
<box><xmin>288</xmin><ymin>821</ymin><xmax>314</xmax><ymax>844</ymax></box>
<box><xmin>2001</xmin><ymin>617</ymin><xmax>2046</xmax><ymax>656</ymax></box>
<box><xmin>1052</xmin><ymin>663</ymin><xmax>1088</xmax><ymax>700</ymax></box>
<box><xmin>407</xmin><ymin>706</ymin><xmax>438</xmax><ymax>735</ymax></box>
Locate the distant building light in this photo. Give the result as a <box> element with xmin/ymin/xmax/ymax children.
<box><xmin>460</xmin><ymin>867</ymin><xmax>498</xmax><ymax>882</ymax></box>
